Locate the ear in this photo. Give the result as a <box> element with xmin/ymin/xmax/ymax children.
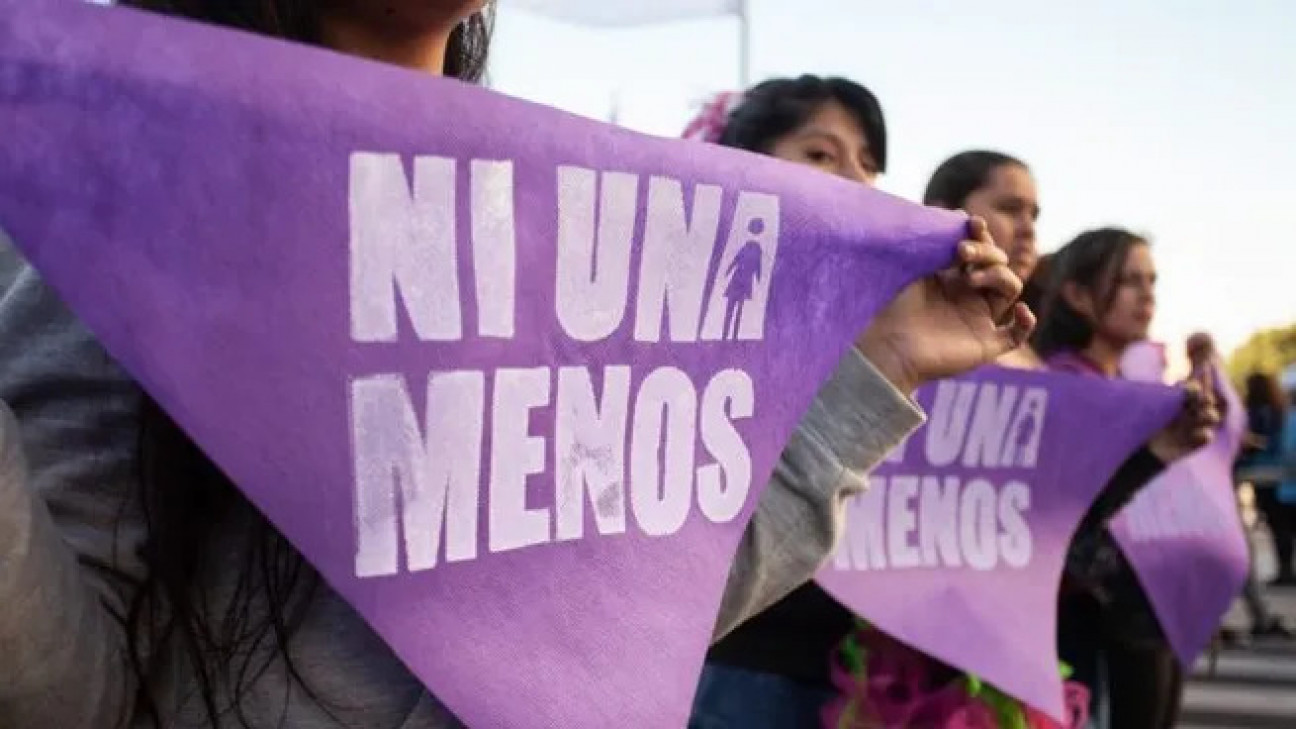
<box><xmin>1060</xmin><ymin>281</ymin><xmax>1095</xmax><ymax>318</ymax></box>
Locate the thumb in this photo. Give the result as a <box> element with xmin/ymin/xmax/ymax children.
<box><xmin>967</xmin><ymin>216</ymin><xmax>992</xmax><ymax>245</ymax></box>
<box><xmin>1199</xmin><ymin>363</ymin><xmax>1217</xmax><ymax>396</ymax></box>
<box><xmin>1191</xmin><ymin>366</ymin><xmax>1219</xmax><ymax>413</ymax></box>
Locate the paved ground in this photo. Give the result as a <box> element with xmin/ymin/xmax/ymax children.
<box><xmin>1179</xmin><ymin>527</ymin><xmax>1296</xmax><ymax>728</ymax></box>
<box><xmin>1180</xmin><ymin>587</ymin><xmax>1296</xmax><ymax>728</ymax></box>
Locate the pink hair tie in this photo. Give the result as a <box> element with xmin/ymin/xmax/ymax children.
<box><xmin>681</xmin><ymin>90</ymin><xmax>744</xmax><ymax>143</ymax></box>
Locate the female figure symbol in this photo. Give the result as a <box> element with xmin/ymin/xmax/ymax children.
<box><xmin>722</xmin><ymin>218</ymin><xmax>767</xmax><ymax>340</ymax></box>
<box><xmin>1014</xmin><ymin>401</ymin><xmax>1039</xmax><ymax>455</ymax></box>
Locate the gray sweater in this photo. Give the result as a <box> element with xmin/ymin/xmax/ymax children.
<box><xmin>0</xmin><ymin>235</ymin><xmax>923</xmax><ymax>729</ymax></box>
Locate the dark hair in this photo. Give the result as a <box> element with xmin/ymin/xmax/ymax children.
<box><xmin>1245</xmin><ymin>371</ymin><xmax>1286</xmax><ymax>413</ymax></box>
<box><xmin>923</xmin><ymin>150</ymin><xmax>1026</xmax><ymax>210</ymax></box>
<box><xmin>718</xmin><ymin>75</ymin><xmax>887</xmax><ymax>172</ymax></box>
<box><xmin>121</xmin><ymin>0</ymin><xmax>494</xmax><ymax>83</ymax></box>
<box><xmin>1031</xmin><ymin>227</ymin><xmax>1148</xmax><ymax>359</ymax></box>
<box><xmin>1021</xmin><ymin>252</ymin><xmax>1054</xmax><ymax>313</ymax></box>
<box><xmin>113</xmin><ymin>2</ymin><xmax>493</xmax><ymax>726</ymax></box>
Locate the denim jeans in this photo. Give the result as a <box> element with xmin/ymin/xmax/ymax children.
<box><xmin>689</xmin><ymin>663</ymin><xmax>836</xmax><ymax>729</ymax></box>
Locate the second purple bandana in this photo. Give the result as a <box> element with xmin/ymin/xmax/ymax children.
<box><xmin>1111</xmin><ymin>355</ymin><xmax>1250</xmax><ymax>665</ymax></box>
<box><xmin>0</xmin><ymin>1</ymin><xmax>968</xmax><ymax>727</ymax></box>
<box><xmin>817</xmin><ymin>366</ymin><xmax>1182</xmax><ymax>720</ymax></box>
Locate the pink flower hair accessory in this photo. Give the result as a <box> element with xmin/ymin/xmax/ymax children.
<box><xmin>681</xmin><ymin>90</ymin><xmax>745</xmax><ymax>142</ymax></box>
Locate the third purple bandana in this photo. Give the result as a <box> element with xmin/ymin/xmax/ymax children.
<box><xmin>1110</xmin><ymin>356</ymin><xmax>1250</xmax><ymax>665</ymax></box>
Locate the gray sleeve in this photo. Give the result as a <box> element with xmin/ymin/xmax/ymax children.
<box><xmin>0</xmin><ymin>236</ymin><xmax>144</xmax><ymax>729</ymax></box>
<box><xmin>712</xmin><ymin>349</ymin><xmax>924</xmax><ymax>640</ymax></box>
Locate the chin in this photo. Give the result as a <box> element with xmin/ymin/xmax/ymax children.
<box><xmin>1009</xmin><ymin>254</ymin><xmax>1037</xmax><ymax>279</ymax></box>
<box><xmin>382</xmin><ymin>1</ymin><xmax>486</xmax><ymax>23</ymax></box>
<box><xmin>450</xmin><ymin>0</ymin><xmax>490</xmax><ymax>16</ymax></box>
<box><xmin>1108</xmin><ymin>329</ymin><xmax>1148</xmax><ymax>350</ymax></box>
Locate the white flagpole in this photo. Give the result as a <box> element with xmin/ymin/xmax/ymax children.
<box><xmin>738</xmin><ymin>0</ymin><xmax>752</xmax><ymax>87</ymax></box>
<box><xmin>607</xmin><ymin>90</ymin><xmax>622</xmax><ymax>125</ymax></box>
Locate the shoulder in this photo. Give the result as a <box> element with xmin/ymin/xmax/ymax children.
<box><xmin>0</xmin><ymin>227</ymin><xmax>142</xmax><ymax>492</ymax></box>
<box><xmin>0</xmin><ymin>229</ymin><xmax>133</xmax><ymax>396</ymax></box>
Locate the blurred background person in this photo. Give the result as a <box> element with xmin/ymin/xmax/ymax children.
<box><xmin>1242</xmin><ymin>370</ymin><xmax>1296</xmax><ymax>586</ymax></box>
<box><xmin>1033</xmin><ymin>229</ymin><xmax>1220</xmax><ymax>729</ymax></box>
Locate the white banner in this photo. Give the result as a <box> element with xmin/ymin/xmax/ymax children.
<box><xmin>510</xmin><ymin>0</ymin><xmax>742</xmax><ymax>26</ymax></box>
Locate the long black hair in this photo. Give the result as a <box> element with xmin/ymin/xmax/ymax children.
<box><xmin>719</xmin><ymin>74</ymin><xmax>888</xmax><ymax>172</ymax></box>
<box><xmin>1030</xmin><ymin>227</ymin><xmax>1147</xmax><ymax>359</ymax></box>
<box><xmin>114</xmin><ymin>2</ymin><xmax>493</xmax><ymax>726</ymax></box>
<box><xmin>1021</xmin><ymin>251</ymin><xmax>1054</xmax><ymax>313</ymax></box>
<box><xmin>922</xmin><ymin>150</ymin><xmax>1026</xmax><ymax>210</ymax></box>
<box><xmin>123</xmin><ymin>0</ymin><xmax>494</xmax><ymax>82</ymax></box>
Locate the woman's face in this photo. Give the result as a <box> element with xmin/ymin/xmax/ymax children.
<box><xmin>1093</xmin><ymin>243</ymin><xmax>1158</xmax><ymax>347</ymax></box>
<box><xmin>767</xmin><ymin>100</ymin><xmax>880</xmax><ymax>186</ymax></box>
<box><xmin>961</xmin><ymin>163</ymin><xmax>1039</xmax><ymax>279</ymax></box>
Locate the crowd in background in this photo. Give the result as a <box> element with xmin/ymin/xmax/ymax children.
<box><xmin>682</xmin><ymin>74</ymin><xmax>1295</xmax><ymax>729</ymax></box>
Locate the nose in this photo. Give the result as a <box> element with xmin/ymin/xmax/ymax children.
<box><xmin>1008</xmin><ymin>214</ymin><xmax>1037</xmax><ymax>273</ymax></box>
<box><xmin>1017</xmin><ymin>211</ymin><xmax>1036</xmax><ymax>245</ymax></box>
<box><xmin>1138</xmin><ymin>277</ymin><xmax>1157</xmax><ymax>307</ymax></box>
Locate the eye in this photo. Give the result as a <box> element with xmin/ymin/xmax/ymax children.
<box><xmin>995</xmin><ymin>199</ymin><xmax>1025</xmax><ymax>216</ymax></box>
<box><xmin>805</xmin><ymin>148</ymin><xmax>836</xmax><ymax>165</ymax></box>
<box><xmin>1120</xmin><ymin>271</ymin><xmax>1156</xmax><ymax>288</ymax></box>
